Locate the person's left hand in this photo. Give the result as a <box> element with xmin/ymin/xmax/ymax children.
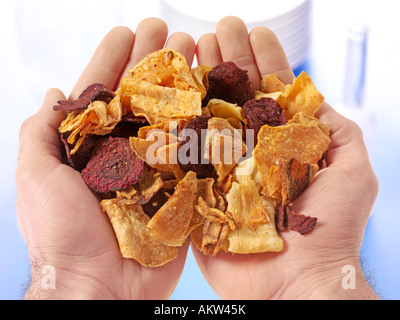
<box><xmin>16</xmin><ymin>18</ymin><xmax>195</xmax><ymax>300</ymax></box>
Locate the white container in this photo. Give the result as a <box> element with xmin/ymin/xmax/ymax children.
<box><xmin>160</xmin><ymin>0</ymin><xmax>312</xmax><ymax>70</ymax></box>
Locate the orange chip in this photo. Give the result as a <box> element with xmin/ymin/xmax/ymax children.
<box><xmin>261</xmin><ymin>73</ymin><xmax>286</xmax><ymax>93</ymax></box>
<box><xmin>147</xmin><ymin>171</ymin><xmax>197</xmax><ymax>247</ymax></box>
<box><xmin>254</xmin><ymin>122</ymin><xmax>331</xmax><ymax>191</ymax></box>
<box><xmin>277</xmin><ymin>71</ymin><xmax>325</xmax><ymax>120</ymax></box>
<box><xmin>280</xmin><ymin>158</ymin><xmax>319</xmax><ymax>205</ymax></box>
<box><xmin>101</xmin><ymin>199</ymin><xmax>178</xmax><ymax>267</ymax></box>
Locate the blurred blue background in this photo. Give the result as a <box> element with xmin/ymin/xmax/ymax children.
<box><xmin>1</xmin><ymin>0</ymin><xmax>400</xmax><ymax>300</ymax></box>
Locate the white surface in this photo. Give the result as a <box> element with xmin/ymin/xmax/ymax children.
<box><xmin>1</xmin><ymin>0</ymin><xmax>400</xmax><ymax>300</ymax></box>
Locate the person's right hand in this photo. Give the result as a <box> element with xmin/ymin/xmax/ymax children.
<box><xmin>193</xmin><ymin>16</ymin><xmax>379</xmax><ymax>300</ymax></box>
<box><xmin>16</xmin><ymin>18</ymin><xmax>196</xmax><ymax>300</ymax></box>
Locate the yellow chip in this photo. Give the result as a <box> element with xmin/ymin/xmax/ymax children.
<box><xmin>122</xmin><ymin>78</ymin><xmax>202</xmax><ymax>118</ymax></box>
<box><xmin>206</xmin><ymin>99</ymin><xmax>247</xmax><ymax>125</ymax></box>
<box><xmin>101</xmin><ymin>199</ymin><xmax>178</xmax><ymax>268</ymax></box>
<box><xmin>226</xmin><ymin>180</ymin><xmax>283</xmax><ymax>254</ymax></box>
<box><xmin>147</xmin><ymin>171</ymin><xmax>197</xmax><ymax>247</ymax></box>
<box><xmin>277</xmin><ymin>71</ymin><xmax>325</xmax><ymax>120</ymax></box>
<box><xmin>205</xmin><ymin>117</ymin><xmax>247</xmax><ymax>181</ymax></box>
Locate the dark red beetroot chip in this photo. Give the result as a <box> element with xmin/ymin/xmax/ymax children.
<box><xmin>242</xmin><ymin>97</ymin><xmax>287</xmax><ymax>145</ymax></box>
<box><xmin>178</xmin><ymin>116</ymin><xmax>215</xmax><ymax>179</ymax></box>
<box><xmin>275</xmin><ymin>205</ymin><xmax>318</xmax><ymax>235</ymax></box>
<box><xmin>110</xmin><ymin>113</ymin><xmax>149</xmax><ymax>139</ymax></box>
<box><xmin>82</xmin><ymin>137</ymin><xmax>145</xmax><ymax>193</ymax></box>
<box><xmin>60</xmin><ymin>132</ymin><xmax>99</xmax><ymax>172</ymax></box>
<box><xmin>54</xmin><ymin>83</ymin><xmax>115</xmax><ymax>112</ymax></box>
<box><xmin>203</xmin><ymin>61</ymin><xmax>254</xmax><ymax>107</ymax></box>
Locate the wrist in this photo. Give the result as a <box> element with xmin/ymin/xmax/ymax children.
<box><xmin>24</xmin><ymin>262</ymin><xmax>114</xmax><ymax>300</ymax></box>
<box><xmin>279</xmin><ymin>256</ymin><xmax>379</xmax><ymax>300</ymax></box>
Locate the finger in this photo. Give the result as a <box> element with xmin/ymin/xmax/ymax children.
<box><xmin>165</xmin><ymin>32</ymin><xmax>196</xmax><ymax>67</ymax></box>
<box><xmin>18</xmin><ymin>88</ymin><xmax>66</xmax><ymax>163</ymax></box>
<box><xmin>216</xmin><ymin>16</ymin><xmax>261</xmax><ymax>90</ymax></box>
<box><xmin>249</xmin><ymin>26</ymin><xmax>295</xmax><ymax>85</ymax></box>
<box><xmin>70</xmin><ymin>27</ymin><xmax>135</xmax><ymax>99</ymax></box>
<box><xmin>196</xmin><ymin>33</ymin><xmax>223</xmax><ymax>67</ymax></box>
<box><xmin>120</xmin><ymin>18</ymin><xmax>169</xmax><ymax>79</ymax></box>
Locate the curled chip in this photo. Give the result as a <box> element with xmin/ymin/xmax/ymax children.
<box><xmin>178</xmin><ymin>116</ymin><xmax>214</xmax><ymax>179</ymax></box>
<box><xmin>82</xmin><ymin>137</ymin><xmax>145</xmax><ymax>193</ymax></box>
<box><xmin>242</xmin><ymin>97</ymin><xmax>287</xmax><ymax>145</ymax></box>
<box><xmin>204</xmin><ymin>61</ymin><xmax>254</xmax><ymax>107</ymax></box>
<box><xmin>59</xmin><ymin>89</ymin><xmax>125</xmax><ymax>154</ymax></box>
<box><xmin>54</xmin><ymin>83</ymin><xmax>115</xmax><ymax>113</ymax></box>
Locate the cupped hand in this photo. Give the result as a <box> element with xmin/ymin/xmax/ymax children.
<box><xmin>193</xmin><ymin>16</ymin><xmax>379</xmax><ymax>300</ymax></box>
<box><xmin>16</xmin><ymin>18</ymin><xmax>196</xmax><ymax>300</ymax></box>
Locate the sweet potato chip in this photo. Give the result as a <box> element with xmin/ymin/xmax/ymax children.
<box><xmin>147</xmin><ymin>171</ymin><xmax>197</xmax><ymax>246</ymax></box>
<box><xmin>280</xmin><ymin>158</ymin><xmax>319</xmax><ymax>205</ymax></box>
<box><xmin>254</xmin><ymin>122</ymin><xmax>331</xmax><ymax>192</ymax></box>
<box><xmin>261</xmin><ymin>74</ymin><xmax>286</xmax><ymax>94</ymax></box>
<box><xmin>101</xmin><ymin>199</ymin><xmax>178</xmax><ymax>267</ymax></box>
<box><xmin>276</xmin><ymin>71</ymin><xmax>325</xmax><ymax>120</ymax></box>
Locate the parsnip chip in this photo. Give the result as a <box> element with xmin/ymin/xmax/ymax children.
<box><xmin>129</xmin><ymin>131</ymin><xmax>185</xmax><ymax>179</ymax></box>
<box><xmin>122</xmin><ymin>78</ymin><xmax>202</xmax><ymax>118</ymax></box>
<box><xmin>147</xmin><ymin>171</ymin><xmax>197</xmax><ymax>247</ymax></box>
<box><xmin>276</xmin><ymin>71</ymin><xmax>325</xmax><ymax>120</ymax></box>
<box><xmin>101</xmin><ymin>199</ymin><xmax>178</xmax><ymax>267</ymax></box>
<box><xmin>254</xmin><ymin>122</ymin><xmax>331</xmax><ymax>192</ymax></box>
<box><xmin>205</xmin><ymin>117</ymin><xmax>247</xmax><ymax>181</ymax></box>
<box><xmin>226</xmin><ymin>180</ymin><xmax>283</xmax><ymax>253</ymax></box>
<box><xmin>206</xmin><ymin>99</ymin><xmax>247</xmax><ymax>125</ymax></box>
<box><xmin>190</xmin><ymin>65</ymin><xmax>212</xmax><ymax>99</ymax></box>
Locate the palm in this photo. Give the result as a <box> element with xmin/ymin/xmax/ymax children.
<box><xmin>192</xmin><ymin>17</ymin><xmax>378</xmax><ymax>299</ymax></box>
<box><xmin>17</xmin><ymin>19</ymin><xmax>195</xmax><ymax>299</ymax></box>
